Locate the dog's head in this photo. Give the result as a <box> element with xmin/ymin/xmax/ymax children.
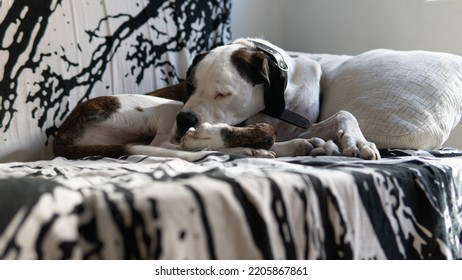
<box><xmin>175</xmin><ymin>38</ymin><xmax>290</xmax><ymax>141</ymax></box>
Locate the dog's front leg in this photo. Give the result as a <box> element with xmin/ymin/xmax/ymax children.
<box><xmin>299</xmin><ymin>110</ymin><xmax>381</xmax><ymax>160</ymax></box>
<box><xmin>180</xmin><ymin>123</ymin><xmax>276</xmax><ymax>158</ymax></box>
<box><xmin>270</xmin><ymin>138</ymin><xmax>341</xmax><ymax>157</ymax></box>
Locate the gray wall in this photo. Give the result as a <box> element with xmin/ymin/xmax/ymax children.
<box><xmin>231</xmin><ymin>0</ymin><xmax>462</xmax><ymax>148</ymax></box>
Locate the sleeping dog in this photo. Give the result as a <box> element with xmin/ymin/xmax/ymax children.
<box><xmin>52</xmin><ymin>94</ymin><xmax>278</xmax><ymax>161</ymax></box>
<box><xmin>53</xmin><ymin>38</ymin><xmax>380</xmax><ymax>161</ymax></box>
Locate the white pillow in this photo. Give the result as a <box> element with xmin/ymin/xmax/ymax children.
<box><xmin>318</xmin><ymin>49</ymin><xmax>462</xmax><ymax>149</ymax></box>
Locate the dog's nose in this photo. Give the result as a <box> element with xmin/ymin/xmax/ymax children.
<box><xmin>176</xmin><ymin>111</ymin><xmax>199</xmax><ymax>136</ymax></box>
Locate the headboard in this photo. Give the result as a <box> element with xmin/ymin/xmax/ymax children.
<box><xmin>0</xmin><ymin>0</ymin><xmax>232</xmax><ymax>162</ymax></box>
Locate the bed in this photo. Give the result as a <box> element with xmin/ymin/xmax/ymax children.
<box><xmin>1</xmin><ymin>0</ymin><xmax>461</xmax><ymax>259</ymax></box>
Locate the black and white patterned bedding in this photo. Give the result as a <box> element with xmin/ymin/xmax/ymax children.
<box><xmin>1</xmin><ymin>0</ymin><xmax>462</xmax><ymax>260</ymax></box>
<box><xmin>1</xmin><ymin>150</ymin><xmax>461</xmax><ymax>259</ymax></box>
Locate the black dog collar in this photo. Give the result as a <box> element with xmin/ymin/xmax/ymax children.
<box><xmin>246</xmin><ymin>39</ymin><xmax>311</xmax><ymax>129</ymax></box>
<box><xmin>248</xmin><ymin>40</ymin><xmax>289</xmax><ymax>75</ymax></box>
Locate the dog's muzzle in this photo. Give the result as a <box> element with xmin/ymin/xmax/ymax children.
<box><xmin>176</xmin><ymin>111</ymin><xmax>199</xmax><ymax>140</ymax></box>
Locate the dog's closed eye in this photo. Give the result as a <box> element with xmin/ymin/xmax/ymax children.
<box><xmin>214</xmin><ymin>92</ymin><xmax>232</xmax><ymax>100</ymax></box>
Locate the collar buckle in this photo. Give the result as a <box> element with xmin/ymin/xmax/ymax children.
<box><xmin>247</xmin><ymin>39</ymin><xmax>289</xmax><ymax>73</ymax></box>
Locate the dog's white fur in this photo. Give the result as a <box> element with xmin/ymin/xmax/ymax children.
<box><xmin>54</xmin><ymin>38</ymin><xmax>380</xmax><ymax>161</ymax></box>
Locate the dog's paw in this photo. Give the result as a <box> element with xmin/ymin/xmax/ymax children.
<box><xmin>248</xmin><ymin>149</ymin><xmax>276</xmax><ymax>158</ymax></box>
<box><xmin>271</xmin><ymin>137</ymin><xmax>341</xmax><ymax>157</ymax></box>
<box><xmin>290</xmin><ymin>137</ymin><xmax>342</xmax><ymax>157</ymax></box>
<box><xmin>180</xmin><ymin>123</ymin><xmax>225</xmax><ymax>151</ymax></box>
<box><xmin>337</xmin><ymin>130</ymin><xmax>381</xmax><ymax>160</ymax></box>
<box><xmin>217</xmin><ymin>147</ymin><xmax>275</xmax><ymax>158</ymax></box>
<box><xmin>309</xmin><ymin>139</ymin><xmax>342</xmax><ymax>156</ymax></box>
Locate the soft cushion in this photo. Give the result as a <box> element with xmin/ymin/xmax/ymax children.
<box><xmin>318</xmin><ymin>49</ymin><xmax>462</xmax><ymax>149</ymax></box>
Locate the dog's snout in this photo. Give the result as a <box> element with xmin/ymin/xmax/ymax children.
<box><xmin>176</xmin><ymin>111</ymin><xmax>199</xmax><ymax>136</ymax></box>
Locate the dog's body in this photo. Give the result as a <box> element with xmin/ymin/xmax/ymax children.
<box><xmin>53</xmin><ymin>94</ymin><xmax>278</xmax><ymax>161</ymax></box>
<box><xmin>53</xmin><ymin>38</ymin><xmax>380</xmax><ymax>161</ymax></box>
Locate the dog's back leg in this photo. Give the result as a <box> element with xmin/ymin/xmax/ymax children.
<box><xmin>128</xmin><ymin>145</ymin><xmax>216</xmax><ymax>161</ymax></box>
<box><xmin>54</xmin><ymin>144</ymin><xmax>214</xmax><ymax>161</ymax></box>
<box><xmin>132</xmin><ymin>145</ymin><xmax>275</xmax><ymax>160</ymax></box>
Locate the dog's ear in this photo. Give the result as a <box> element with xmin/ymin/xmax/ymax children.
<box><xmin>261</xmin><ymin>53</ymin><xmax>287</xmax><ymax>117</ymax></box>
<box><xmin>231</xmin><ymin>48</ymin><xmax>286</xmax><ymax>117</ymax></box>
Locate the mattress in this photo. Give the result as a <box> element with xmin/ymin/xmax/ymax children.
<box><xmin>1</xmin><ymin>149</ymin><xmax>461</xmax><ymax>259</ymax></box>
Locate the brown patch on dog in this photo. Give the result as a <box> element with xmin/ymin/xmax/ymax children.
<box><xmin>221</xmin><ymin>123</ymin><xmax>276</xmax><ymax>150</ymax></box>
<box><xmin>146</xmin><ymin>82</ymin><xmax>187</xmax><ymax>102</ymax></box>
<box><xmin>230</xmin><ymin>48</ymin><xmax>269</xmax><ymax>85</ymax></box>
<box><xmin>53</xmin><ymin>96</ymin><xmax>123</xmax><ymax>158</ymax></box>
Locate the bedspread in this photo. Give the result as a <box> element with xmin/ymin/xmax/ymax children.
<box><xmin>1</xmin><ymin>150</ymin><xmax>461</xmax><ymax>259</ymax></box>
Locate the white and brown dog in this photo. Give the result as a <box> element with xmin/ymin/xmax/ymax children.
<box><xmin>53</xmin><ymin>38</ymin><xmax>380</xmax><ymax>161</ymax></box>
